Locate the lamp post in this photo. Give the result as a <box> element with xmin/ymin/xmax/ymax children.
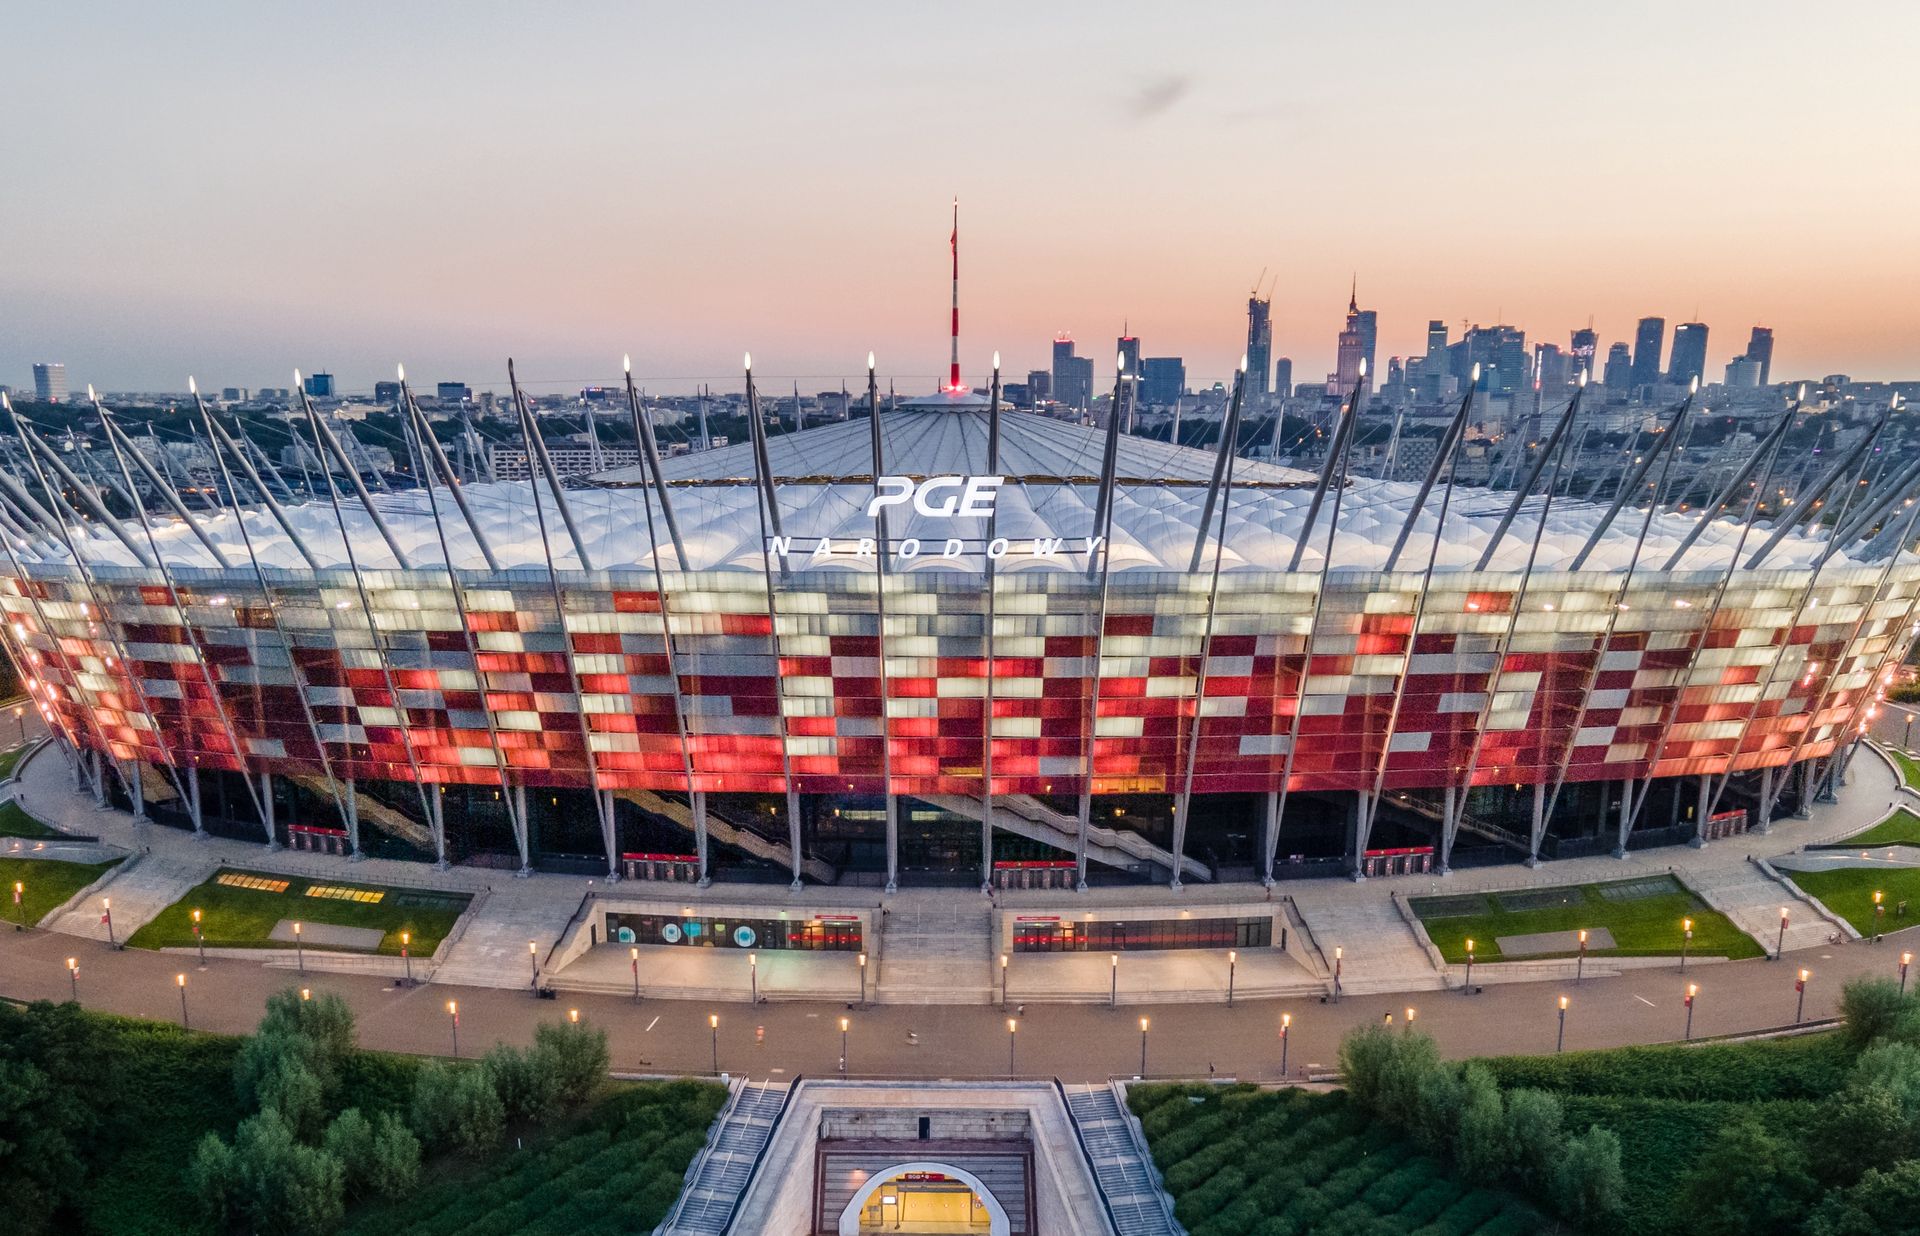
<box><xmin>1333</xmin><ymin>947</ymin><xmax>1343</xmax><ymax>1003</ymax></box>
<box><xmin>1776</xmin><ymin>907</ymin><xmax>1790</xmax><ymax>960</ymax></box>
<box><xmin>300</xmin><ymin>987</ymin><xmax>310</xmax><ymax>1001</ymax></box>
<box><xmin>401</xmin><ymin>931</ymin><xmax>413</xmax><ymax>987</ymax></box>
<box><xmin>1681</xmin><ymin>918</ymin><xmax>1692</xmax><ymax>972</ymax></box>
<box><xmin>568</xmin><ymin>1007</ymin><xmax>580</xmax><ymax>1025</ymax></box>
<box><xmin>1875</xmin><ymin>891</ymin><xmax>1886</xmax><ymax>941</ymax></box>
<box><xmin>1684</xmin><ymin>983</ymin><xmax>1697</xmax><ymax>1040</ymax></box>
<box><xmin>102</xmin><ymin>897</ymin><xmax>115</xmax><ymax>949</ymax></box>
<box><xmin>191</xmin><ymin>908</ymin><xmax>205</xmax><ymax>967</ymax></box>
<box><xmin>749</xmin><ymin>951</ymin><xmax>758</xmax><ymax>1004</ymax></box>
<box><xmin>528</xmin><ymin>940</ymin><xmax>539</xmax><ymax>994</ymax></box>
<box><xmin>1903</xmin><ymin>951</ymin><xmax>1913</xmax><ymax>995</ymax></box>
<box><xmin>1227</xmin><ymin>949</ymin><xmax>1237</xmax><ymax>1007</ymax></box>
<box><xmin>999</xmin><ymin>953</ymin><xmax>1009</xmax><ymax>1008</ymax></box>
<box><xmin>65</xmin><ymin>957</ymin><xmax>77</xmax><ymax>1001</ymax></box>
<box><xmin>709</xmin><ymin>1013</ymin><xmax>720</xmax><ymax>1075</ymax></box>
<box><xmin>12</xmin><ymin>704</ymin><xmax>22</xmax><ymax>744</ymax></box>
<box><xmin>1796</xmin><ymin>968</ymin><xmax>1810</xmax><ymax>1024</ymax></box>
<box><xmin>1556</xmin><ymin>995</ymin><xmax>1568</xmax><ymax>1053</ymax></box>
<box><xmin>1110</xmin><ymin>953</ymin><xmax>1119</xmax><ymax>1008</ymax></box>
<box><xmin>1575</xmin><ymin>929</ymin><xmax>1588</xmax><ymax>986</ymax></box>
<box><xmin>1279</xmin><ymin>1013</ymin><xmax>1291</xmax><ymax>1076</ymax></box>
<box><xmin>292</xmin><ymin>921</ymin><xmax>304</xmax><ymax>973</ymax></box>
<box><xmin>1463</xmin><ymin>938</ymin><xmax>1474</xmax><ymax>993</ymax></box>
<box><xmin>1405</xmin><ymin>1006</ymin><xmax>1417</xmax><ymax>1031</ymax></box>
<box><xmin>1138</xmin><ymin>1016</ymin><xmax>1149</xmax><ymax>1077</ymax></box>
<box><xmin>1007</xmin><ymin>1017</ymin><xmax>1018</xmax><ymax>1078</ymax></box>
<box><xmin>839</xmin><ymin>1016</ymin><xmax>849</xmax><ymax>1074</ymax></box>
<box><xmin>446</xmin><ymin>1000</ymin><xmax>459</xmax><ymax>1057</ymax></box>
<box><xmin>176</xmin><ymin>973</ymin><xmax>189</xmax><ymax>1029</ymax></box>
<box><xmin>630</xmin><ymin>945</ymin><xmax>640</xmax><ymax>1002</ymax></box>
<box><xmin>857</xmin><ymin>952</ymin><xmax>868</xmax><ymax>1006</ymax></box>
<box><xmin>11</xmin><ymin>880</ymin><xmax>23</xmax><ymax>931</ymax></box>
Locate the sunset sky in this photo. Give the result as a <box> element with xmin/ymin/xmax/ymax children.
<box><xmin>4</xmin><ymin>1</ymin><xmax>1917</xmax><ymax>395</ymax></box>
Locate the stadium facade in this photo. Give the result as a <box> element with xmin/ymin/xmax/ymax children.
<box><xmin>0</xmin><ymin>355</ymin><xmax>1914</xmax><ymax>893</ymax></box>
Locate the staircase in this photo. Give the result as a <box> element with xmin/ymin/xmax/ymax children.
<box><xmin>654</xmin><ymin>1080</ymin><xmax>790</xmax><ymax>1236</ymax></box>
<box><xmin>876</xmin><ymin>892</ymin><xmax>994</xmax><ymax>1004</ymax></box>
<box><xmin>286</xmin><ymin>775</ymin><xmax>435</xmax><ymax>853</ymax></box>
<box><xmin>1390</xmin><ymin>793</ymin><xmax>1530</xmax><ymax>856</ymax></box>
<box><xmin>1062</xmin><ymin>1083</ymin><xmax>1181</xmax><ymax>1236</ymax></box>
<box><xmin>616</xmin><ymin>789</ymin><xmax>835</xmax><ymax>884</ymax></box>
<box><xmin>922</xmin><ymin>793</ymin><xmax>1210</xmax><ymax>883</ymax></box>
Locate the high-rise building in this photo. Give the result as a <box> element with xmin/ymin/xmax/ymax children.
<box><xmin>1333</xmin><ymin>325</ymin><xmax>1367</xmax><ymax>397</ymax></box>
<box><xmin>1333</xmin><ymin>281</ymin><xmax>1377</xmax><ymax>391</ymax></box>
<box><xmin>1742</xmin><ymin>326</ymin><xmax>1774</xmax><ymax>386</ymax></box>
<box><xmin>303</xmin><ymin>371</ymin><xmax>336</xmax><ymax>399</ymax></box>
<box><xmin>1273</xmin><ymin>358</ymin><xmax>1293</xmax><ymax>399</ymax></box>
<box><xmin>1533</xmin><ymin>343</ymin><xmax>1571</xmax><ymax>390</ymax></box>
<box><xmin>1245</xmin><ymin>296</ymin><xmax>1274</xmax><ymax>404</ymax></box>
<box><xmin>1051</xmin><ymin>336</ymin><xmax>1093</xmax><ymax>411</ymax></box>
<box><xmin>1025</xmin><ymin>369</ymin><xmax>1051</xmax><ymax>402</ymax></box>
<box><xmin>1602</xmin><ymin>342</ymin><xmax>1633</xmax><ymax>390</ymax></box>
<box><xmin>1631</xmin><ymin>317</ymin><xmax>1665</xmax><ymax>388</ymax></box>
<box><xmin>436</xmin><ymin>382</ymin><xmax>472</xmax><ymax>404</ymax></box>
<box><xmin>1140</xmin><ymin>357</ymin><xmax>1185</xmax><ymax>407</ymax></box>
<box><xmin>1667</xmin><ymin>322</ymin><xmax>1709</xmax><ymax>387</ymax></box>
<box><xmin>1448</xmin><ymin>325</ymin><xmax>1528</xmax><ymax>396</ymax></box>
<box><xmin>1425</xmin><ymin>320</ymin><xmax>1449</xmax><ymax>360</ymax></box>
<box><xmin>1569</xmin><ymin>326</ymin><xmax>1599</xmax><ymax>381</ymax></box>
<box><xmin>31</xmin><ymin>363</ymin><xmax>67</xmax><ymax>403</ymax></box>
<box><xmin>1116</xmin><ymin>331</ymin><xmax>1142</xmax><ymax>380</ymax></box>
<box><xmin>373</xmin><ymin>380</ymin><xmax>402</xmax><ymax>404</ymax></box>
<box><xmin>1724</xmin><ymin>357</ymin><xmax>1763</xmax><ymax>389</ymax></box>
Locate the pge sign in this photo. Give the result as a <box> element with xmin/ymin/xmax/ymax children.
<box><xmin>867</xmin><ymin>475</ymin><xmax>1003</xmax><ymax>519</ymax></box>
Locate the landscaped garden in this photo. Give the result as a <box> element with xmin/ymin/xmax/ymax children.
<box><xmin>1786</xmin><ymin>865</ymin><xmax>1920</xmax><ymax>938</ymax></box>
<box><xmin>0</xmin><ymin>799</ymin><xmax>60</xmax><ymax>838</ymax></box>
<box><xmin>0</xmin><ymin>993</ymin><xmax>724</xmax><ymax>1236</ymax></box>
<box><xmin>1835</xmin><ymin>807</ymin><xmax>1920</xmax><ymax>848</ymax></box>
<box><xmin>126</xmin><ymin>868</ymin><xmax>470</xmax><ymax>956</ymax></box>
<box><xmin>0</xmin><ymin>854</ymin><xmax>120</xmax><ymax>925</ymax></box>
<box><xmin>1411</xmin><ymin>874</ymin><xmax>1762</xmax><ymax>963</ymax></box>
<box><xmin>1136</xmin><ymin>979</ymin><xmax>1920</xmax><ymax>1235</ymax></box>
<box><xmin>1884</xmin><ymin>746</ymin><xmax>1920</xmax><ymax>793</ymax></box>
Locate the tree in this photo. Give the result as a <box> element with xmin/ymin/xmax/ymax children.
<box><xmin>1452</xmin><ymin>1063</ymin><xmax>1509</xmax><ymax>1184</ymax></box>
<box><xmin>187</xmin><ymin>1130</ymin><xmax>238</xmax><ymax>1225</ymax></box>
<box><xmin>1805</xmin><ymin>1160</ymin><xmax>1920</xmax><ymax>1236</ymax></box>
<box><xmin>482</xmin><ymin>1043</ymin><xmax>560</xmax><ymax>1124</ymax></box>
<box><xmin>1676</xmin><ymin>1117</ymin><xmax>1814</xmax><ymax>1236</ymax></box>
<box><xmin>236</xmin><ymin>988</ymin><xmax>356</xmax><ymax>1117</ymax></box>
<box><xmin>1502</xmin><ymin>1088</ymin><xmax>1565</xmax><ymax>1194</ymax></box>
<box><xmin>229</xmin><ymin>1109</ymin><xmax>345</xmax><ymax>1236</ymax></box>
<box><xmin>410</xmin><ymin>1060</ymin><xmax>504</xmax><ymax>1156</ymax></box>
<box><xmin>533</xmin><ymin>1020</ymin><xmax>610</xmax><ymax>1105</ymax></box>
<box><xmin>1849</xmin><ymin>1041</ymin><xmax>1920</xmax><ymax>1125</ymax></box>
<box><xmin>322</xmin><ymin>1108</ymin><xmax>376</xmax><ymax>1198</ymax></box>
<box><xmin>0</xmin><ymin>1000</ymin><xmax>108</xmax><ymax>1236</ymax></box>
<box><xmin>1409</xmin><ymin>1062</ymin><xmax>1464</xmax><ymax>1154</ymax></box>
<box><xmin>1552</xmin><ymin>1125</ymin><xmax>1624</xmax><ymax>1226</ymax></box>
<box><xmin>1806</xmin><ymin>1088</ymin><xmax>1915</xmax><ymax>1185</ymax></box>
<box><xmin>1838</xmin><ymin>977</ymin><xmax>1920</xmax><ymax>1052</ymax></box>
<box><xmin>366</xmin><ymin>1111</ymin><xmax>421</xmax><ymax>1199</ymax></box>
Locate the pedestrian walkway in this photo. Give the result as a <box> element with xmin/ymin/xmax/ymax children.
<box><xmin>1062</xmin><ymin>1083</ymin><xmax>1179</xmax><ymax>1236</ymax></box>
<box><xmin>655</xmin><ymin>1079</ymin><xmax>790</xmax><ymax>1236</ymax></box>
<box><xmin>42</xmin><ymin>852</ymin><xmax>213</xmax><ymax>941</ymax></box>
<box><xmin>875</xmin><ymin>891</ymin><xmax>994</xmax><ymax>1005</ymax></box>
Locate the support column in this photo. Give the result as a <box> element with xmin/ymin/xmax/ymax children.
<box><xmin>187</xmin><ymin>764</ymin><xmax>203</xmax><ymax>836</ymax></box>
<box><xmin>786</xmin><ymin>786</ymin><xmax>804</xmax><ymax>892</ymax></box>
<box><xmin>343</xmin><ymin>778</ymin><xmax>363</xmax><ymax>860</ymax></box>
<box><xmin>432</xmin><ymin>788</ymin><xmax>451</xmax><ymax>871</ymax></box>
<box><xmin>259</xmin><ymin>770</ymin><xmax>277</xmax><ymax>849</ymax></box>
<box><xmin>597</xmin><ymin>788</ymin><xmax>617</xmax><ymax>881</ymax></box>
<box><xmin>1756</xmin><ymin>766</ymin><xmax>1774</xmax><ymax>833</ymax></box>
<box><xmin>1527</xmin><ymin>781</ymin><xmax>1546</xmax><ymax>866</ymax></box>
<box><xmin>1437</xmin><ymin>784</ymin><xmax>1457</xmax><ymax>874</ymax></box>
<box><xmin>89</xmin><ymin>751</ymin><xmax>106</xmax><ymax>808</ymax></box>
<box><xmin>1612</xmin><ymin>780</ymin><xmax>1631</xmax><ymax>859</ymax></box>
<box><xmin>513</xmin><ymin>782</ymin><xmax>531</xmax><ymax>876</ymax></box>
<box><xmin>1260</xmin><ymin>791</ymin><xmax>1280</xmax><ymax>886</ymax></box>
<box><xmin>1794</xmin><ymin>760</ymin><xmax>1813</xmax><ymax>818</ymax></box>
<box><xmin>693</xmin><ymin>788</ymin><xmax>711</xmax><ymax>888</ymax></box>
<box><xmin>1349</xmin><ymin>791</ymin><xmax>1373</xmax><ymax>881</ymax></box>
<box><xmin>1692</xmin><ymin>774</ymin><xmax>1711</xmax><ymax>847</ymax></box>
<box><xmin>883</xmin><ymin>792</ymin><xmax>898</xmax><ymax>895</ymax></box>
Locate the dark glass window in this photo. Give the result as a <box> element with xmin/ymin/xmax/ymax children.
<box><xmin>1011</xmin><ymin>915</ymin><xmax>1271</xmax><ymax>953</ymax></box>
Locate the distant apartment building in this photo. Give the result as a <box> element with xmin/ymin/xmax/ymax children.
<box><xmin>302</xmin><ymin>371</ymin><xmax>336</xmax><ymax>399</ymax></box>
<box><xmin>1050</xmin><ymin>336</ymin><xmax>1093</xmax><ymax>410</ymax></box>
<box><xmin>1667</xmin><ymin>322</ymin><xmax>1709</xmax><ymax>387</ymax></box>
<box><xmin>32</xmin><ymin>362</ymin><xmax>67</xmax><ymax>403</ymax></box>
<box><xmin>1139</xmin><ymin>357</ymin><xmax>1185</xmax><ymax>407</ymax></box>
<box><xmin>487</xmin><ymin>442</ymin><xmax>641</xmax><ymax>482</ymax></box>
<box><xmin>1630</xmin><ymin>317</ymin><xmax>1665</xmax><ymax>388</ymax></box>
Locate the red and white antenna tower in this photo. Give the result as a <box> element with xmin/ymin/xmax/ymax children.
<box><xmin>948</xmin><ymin>197</ymin><xmax>963</xmax><ymax>392</ymax></box>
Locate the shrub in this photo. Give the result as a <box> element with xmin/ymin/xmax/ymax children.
<box><xmin>410</xmin><ymin>1061</ymin><xmax>505</xmax><ymax>1156</ymax></box>
<box><xmin>482</xmin><ymin>1043</ymin><xmax>562</xmax><ymax>1124</ymax></box>
<box><xmin>1552</xmin><ymin>1124</ymin><xmax>1624</xmax><ymax>1225</ymax></box>
<box><xmin>1849</xmin><ymin>1041</ymin><xmax>1920</xmax><ymax>1122</ymax></box>
<box><xmin>187</xmin><ymin>1130</ymin><xmax>238</xmax><ymax>1223</ymax></box>
<box><xmin>1806</xmin><ymin>1087</ymin><xmax>1914</xmax><ymax>1185</ymax></box>
<box><xmin>1677</xmin><ymin>1116</ymin><xmax>1818</xmax><ymax>1236</ymax></box>
<box><xmin>1804</xmin><ymin>1159</ymin><xmax>1920</xmax><ymax>1236</ymax></box>
<box><xmin>1452</xmin><ymin>1064</ymin><xmax>1508</xmax><ymax>1184</ymax></box>
<box><xmin>1501</xmin><ymin>1088</ymin><xmax>1564</xmax><ymax>1193</ymax></box>
<box><xmin>533</xmin><ymin>1021</ymin><xmax>610</xmax><ymax>1105</ymax></box>
<box><xmin>1409</xmin><ymin>1064</ymin><xmax>1464</xmax><ymax>1154</ymax></box>
<box><xmin>229</xmin><ymin>1109</ymin><xmax>346</xmax><ymax>1236</ymax></box>
<box><xmin>1838</xmin><ymin>977</ymin><xmax>1920</xmax><ymax>1052</ymax></box>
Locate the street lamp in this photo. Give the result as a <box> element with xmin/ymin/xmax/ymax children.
<box><xmin>839</xmin><ymin>1016</ymin><xmax>850</xmax><ymax>1074</ymax></box>
<box><xmin>176</xmin><ymin>973</ymin><xmax>189</xmax><ymax>1029</ymax></box>
<box><xmin>65</xmin><ymin>957</ymin><xmax>77</xmax><ymax>1001</ymax></box>
<box><xmin>191</xmin><ymin>908</ymin><xmax>205</xmax><ymax>968</ymax></box>
<box><xmin>401</xmin><ymin>931</ymin><xmax>413</xmax><ymax>987</ymax></box>
<box><xmin>1227</xmin><ymin>950</ymin><xmax>1237</xmax><ymax>1007</ymax></box>
<box><xmin>710</xmin><ymin>1013</ymin><xmax>720</xmax><ymax>1075</ymax></box>
<box><xmin>1903</xmin><ymin>951</ymin><xmax>1913</xmax><ymax>996</ymax></box>
<box><xmin>1575</xmin><ymin>929</ymin><xmax>1588</xmax><ymax>986</ymax></box>
<box><xmin>1279</xmin><ymin>1013</ymin><xmax>1291</xmax><ymax>1076</ymax></box>
<box><xmin>999</xmin><ymin>953</ymin><xmax>1009</xmax><ymax>1008</ymax></box>
<box><xmin>1796</xmin><ymin>968</ymin><xmax>1811</xmax><ymax>1024</ymax></box>
<box><xmin>626</xmin><ymin>945</ymin><xmax>639</xmax><ymax>1002</ymax></box>
<box><xmin>1681</xmin><ymin>918</ymin><xmax>1693</xmax><ymax>972</ymax></box>
<box><xmin>1777</xmin><ymin>907</ymin><xmax>1790</xmax><ymax>960</ymax></box>
<box><xmin>568</xmin><ymin>1007</ymin><xmax>580</xmax><ymax>1025</ymax></box>
<box><xmin>857</xmin><ymin>952</ymin><xmax>868</xmax><ymax>1006</ymax></box>
<box><xmin>1463</xmin><ymin>938</ymin><xmax>1474</xmax><ymax>993</ymax></box>
<box><xmin>1556</xmin><ymin>995</ymin><xmax>1568</xmax><ymax>1053</ymax></box>
<box><xmin>749</xmin><ymin>951</ymin><xmax>758</xmax><ymax>1004</ymax></box>
<box><xmin>446</xmin><ymin>1000</ymin><xmax>459</xmax><ymax>1057</ymax></box>
<box><xmin>11</xmin><ymin>880</ymin><xmax>23</xmax><ymax>931</ymax></box>
<box><xmin>1875</xmin><ymin>891</ymin><xmax>1886</xmax><ymax>940</ymax></box>
<box><xmin>1333</xmin><ymin>947</ymin><xmax>1344</xmax><ymax>1003</ymax></box>
<box><xmin>292</xmin><ymin>921</ymin><xmax>304</xmax><ymax>973</ymax></box>
<box><xmin>12</xmin><ymin>704</ymin><xmax>22</xmax><ymax>744</ymax></box>
<box><xmin>528</xmin><ymin>940</ymin><xmax>539</xmax><ymax>994</ymax></box>
<box><xmin>1007</xmin><ymin>1017</ymin><xmax>1018</xmax><ymax>1077</ymax></box>
<box><xmin>1138</xmin><ymin>1016</ymin><xmax>1150</xmax><ymax>1077</ymax></box>
<box><xmin>1404</xmin><ymin>1006</ymin><xmax>1417</xmax><ymax>1031</ymax></box>
<box><xmin>102</xmin><ymin>897</ymin><xmax>115</xmax><ymax>949</ymax></box>
<box><xmin>300</xmin><ymin>987</ymin><xmax>310</xmax><ymax>1001</ymax></box>
<box><xmin>1110</xmin><ymin>954</ymin><xmax>1119</xmax><ymax>1008</ymax></box>
<box><xmin>1684</xmin><ymin>983</ymin><xmax>1697</xmax><ymax>1040</ymax></box>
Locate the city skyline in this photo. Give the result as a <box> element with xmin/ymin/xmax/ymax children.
<box><xmin>5</xmin><ymin>2</ymin><xmax>1918</xmax><ymax>392</ymax></box>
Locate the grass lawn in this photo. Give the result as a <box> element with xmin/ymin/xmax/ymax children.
<box><xmin>1786</xmin><ymin>865</ymin><xmax>1920</xmax><ymax>937</ymax></box>
<box><xmin>0</xmin><ymin>854</ymin><xmax>121</xmax><ymax>924</ymax></box>
<box><xmin>125</xmin><ymin>867</ymin><xmax>470</xmax><ymax>955</ymax></box>
<box><xmin>0</xmin><ymin>800</ymin><xmax>59</xmax><ymax>838</ymax></box>
<box><xmin>1887</xmin><ymin>747</ymin><xmax>1920</xmax><ymax>792</ymax></box>
<box><xmin>1841</xmin><ymin>808</ymin><xmax>1920</xmax><ymax>848</ymax></box>
<box><xmin>1411</xmin><ymin>874</ymin><xmax>1763</xmax><ymax>962</ymax></box>
<box><xmin>0</xmin><ymin>742</ymin><xmax>31</xmax><ymax>781</ymax></box>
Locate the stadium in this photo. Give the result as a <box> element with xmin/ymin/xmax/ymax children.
<box><xmin>0</xmin><ymin>341</ymin><xmax>1914</xmax><ymax>898</ymax></box>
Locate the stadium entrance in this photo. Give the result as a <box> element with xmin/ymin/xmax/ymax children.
<box><xmin>842</xmin><ymin>1165</ymin><xmax>1008</xmax><ymax>1235</ymax></box>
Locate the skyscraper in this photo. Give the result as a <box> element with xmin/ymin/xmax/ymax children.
<box><xmin>1569</xmin><ymin>326</ymin><xmax>1599</xmax><ymax>382</ymax></box>
<box><xmin>1425</xmin><ymin>320</ymin><xmax>1448</xmax><ymax>360</ymax></box>
<box><xmin>1025</xmin><ymin>369</ymin><xmax>1051</xmax><ymax>402</ymax></box>
<box><xmin>1272</xmin><ymin>357</ymin><xmax>1292</xmax><ymax>399</ymax></box>
<box><xmin>1602</xmin><ymin>342</ymin><xmax>1633</xmax><ymax>390</ymax></box>
<box><xmin>1334</xmin><ymin>325</ymin><xmax>1368</xmax><ymax>397</ymax></box>
<box><xmin>1245</xmin><ymin>296</ymin><xmax>1273</xmax><ymax>405</ymax></box>
<box><xmin>1667</xmin><ymin>322</ymin><xmax>1709</xmax><ymax>387</ymax></box>
<box><xmin>31</xmin><ymin>363</ymin><xmax>67</xmax><ymax>403</ymax></box>
<box><xmin>1343</xmin><ymin>280</ymin><xmax>1378</xmax><ymax>380</ymax></box>
<box><xmin>1742</xmin><ymin>326</ymin><xmax>1774</xmax><ymax>385</ymax></box>
<box><xmin>1448</xmin><ymin>325</ymin><xmax>1528</xmax><ymax>396</ymax></box>
<box><xmin>1631</xmin><ymin>317</ymin><xmax>1666</xmax><ymax>388</ymax></box>
<box><xmin>303</xmin><ymin>371</ymin><xmax>336</xmax><ymax>399</ymax></box>
<box><xmin>1051</xmin><ymin>335</ymin><xmax>1093</xmax><ymax>411</ymax></box>
<box><xmin>1116</xmin><ymin>330</ymin><xmax>1142</xmax><ymax>380</ymax></box>
<box><xmin>1533</xmin><ymin>343</ymin><xmax>1571</xmax><ymax>390</ymax></box>
<box><xmin>1140</xmin><ymin>357</ymin><xmax>1185</xmax><ymax>407</ymax></box>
